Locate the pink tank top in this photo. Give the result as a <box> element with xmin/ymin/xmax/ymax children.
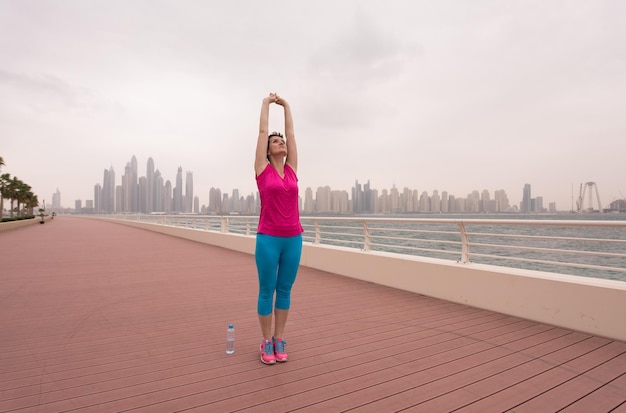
<box><xmin>256</xmin><ymin>163</ymin><xmax>304</xmax><ymax>237</ymax></box>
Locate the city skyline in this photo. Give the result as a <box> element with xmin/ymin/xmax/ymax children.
<box><xmin>7</xmin><ymin>149</ymin><xmax>612</xmax><ymax>214</ymax></box>
<box><xmin>2</xmin><ymin>1</ymin><xmax>624</xmax><ymax>212</ymax></box>
<box><xmin>49</xmin><ymin>154</ymin><xmax>568</xmax><ymax>214</ymax></box>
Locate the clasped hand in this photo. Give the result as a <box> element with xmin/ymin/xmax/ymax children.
<box><xmin>265</xmin><ymin>92</ymin><xmax>287</xmax><ymax>107</ymax></box>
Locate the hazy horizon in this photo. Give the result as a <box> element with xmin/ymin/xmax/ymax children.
<box><xmin>45</xmin><ymin>152</ymin><xmax>573</xmax><ymax>211</ymax></box>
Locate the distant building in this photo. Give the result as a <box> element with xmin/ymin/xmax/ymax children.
<box><xmin>209</xmin><ymin>187</ymin><xmax>222</xmax><ymax>214</ymax></box>
<box><xmin>536</xmin><ymin>196</ymin><xmax>544</xmax><ymax>213</ymax></box>
<box><xmin>303</xmin><ymin>187</ymin><xmax>314</xmax><ymax>213</ymax></box>
<box><xmin>94</xmin><ymin>184</ymin><xmax>101</xmax><ymax>213</ymax></box>
<box><xmin>147</xmin><ymin>157</ymin><xmax>155</xmax><ymax>213</ymax></box>
<box><xmin>494</xmin><ymin>189</ymin><xmax>510</xmax><ymax>212</ymax></box>
<box><xmin>174</xmin><ymin>167</ymin><xmax>183</xmax><ymax>212</ymax></box>
<box><xmin>549</xmin><ymin>202</ymin><xmax>557</xmax><ymax>212</ymax></box>
<box><xmin>102</xmin><ymin>166</ymin><xmax>115</xmax><ymax>213</ymax></box>
<box><xmin>185</xmin><ymin>171</ymin><xmax>194</xmax><ymax>213</ymax></box>
<box><xmin>610</xmin><ymin>199</ymin><xmax>626</xmax><ymax>212</ymax></box>
<box><xmin>52</xmin><ymin>188</ymin><xmax>61</xmax><ymax>209</ymax></box>
<box><xmin>521</xmin><ymin>184</ymin><xmax>531</xmax><ymax>213</ymax></box>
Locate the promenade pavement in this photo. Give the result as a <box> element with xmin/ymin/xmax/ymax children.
<box><xmin>1</xmin><ymin>216</ymin><xmax>625</xmax><ymax>412</ymax></box>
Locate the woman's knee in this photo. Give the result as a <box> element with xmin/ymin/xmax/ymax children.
<box><xmin>274</xmin><ymin>291</ymin><xmax>291</xmax><ymax>311</ymax></box>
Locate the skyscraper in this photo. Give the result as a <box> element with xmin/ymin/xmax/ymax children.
<box><xmin>174</xmin><ymin>167</ymin><xmax>183</xmax><ymax>212</ymax></box>
<box><xmin>146</xmin><ymin>157</ymin><xmax>155</xmax><ymax>213</ymax></box>
<box><xmin>431</xmin><ymin>190</ymin><xmax>441</xmax><ymax>213</ymax></box>
<box><xmin>315</xmin><ymin>186</ymin><xmax>331</xmax><ymax>213</ymax></box>
<box><xmin>115</xmin><ymin>185</ymin><xmax>123</xmax><ymax>212</ymax></box>
<box><xmin>363</xmin><ymin>180</ymin><xmax>372</xmax><ymax>213</ymax></box>
<box><xmin>154</xmin><ymin>171</ymin><xmax>163</xmax><ymax>212</ymax></box>
<box><xmin>352</xmin><ymin>180</ymin><xmax>363</xmax><ymax>213</ymax></box>
<box><xmin>441</xmin><ymin>191</ymin><xmax>449</xmax><ymax>213</ymax></box>
<box><xmin>185</xmin><ymin>171</ymin><xmax>193</xmax><ymax>213</ymax></box>
<box><xmin>390</xmin><ymin>185</ymin><xmax>400</xmax><ymax>213</ymax></box>
<box><xmin>467</xmin><ymin>190</ymin><xmax>480</xmax><ymax>213</ymax></box>
<box><xmin>122</xmin><ymin>162</ymin><xmax>133</xmax><ymax>212</ymax></box>
<box><xmin>209</xmin><ymin>187</ymin><xmax>222</xmax><ymax>214</ymax></box>
<box><xmin>130</xmin><ymin>155</ymin><xmax>138</xmax><ymax>212</ymax></box>
<box><xmin>379</xmin><ymin>189</ymin><xmax>389</xmax><ymax>213</ymax></box>
<box><xmin>521</xmin><ymin>184</ymin><xmax>531</xmax><ymax>213</ymax></box>
<box><xmin>164</xmin><ymin>180</ymin><xmax>172</xmax><ymax>213</ymax></box>
<box><xmin>138</xmin><ymin>176</ymin><xmax>147</xmax><ymax>212</ymax></box>
<box><xmin>231</xmin><ymin>188</ymin><xmax>240</xmax><ymax>213</ymax></box>
<box><xmin>331</xmin><ymin>190</ymin><xmax>349</xmax><ymax>213</ymax></box>
<box><xmin>494</xmin><ymin>189</ymin><xmax>510</xmax><ymax>212</ymax></box>
<box><xmin>102</xmin><ymin>166</ymin><xmax>115</xmax><ymax>213</ymax></box>
<box><xmin>52</xmin><ymin>188</ymin><xmax>61</xmax><ymax>209</ymax></box>
<box><xmin>93</xmin><ymin>184</ymin><xmax>101</xmax><ymax>213</ymax></box>
<box><xmin>419</xmin><ymin>191</ymin><xmax>430</xmax><ymax>213</ymax></box>
<box><xmin>303</xmin><ymin>187</ymin><xmax>314</xmax><ymax>213</ymax></box>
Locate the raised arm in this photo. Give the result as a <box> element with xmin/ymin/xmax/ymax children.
<box><xmin>255</xmin><ymin>94</ymin><xmax>276</xmax><ymax>176</ymax></box>
<box><xmin>276</xmin><ymin>95</ymin><xmax>297</xmax><ymax>173</ymax></box>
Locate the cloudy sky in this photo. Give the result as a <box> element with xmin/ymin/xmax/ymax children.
<box><xmin>1</xmin><ymin>0</ymin><xmax>625</xmax><ymax>211</ymax></box>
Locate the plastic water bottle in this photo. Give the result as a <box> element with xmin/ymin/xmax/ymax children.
<box><xmin>226</xmin><ymin>324</ymin><xmax>235</xmax><ymax>354</ymax></box>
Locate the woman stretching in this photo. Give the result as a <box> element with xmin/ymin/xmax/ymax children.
<box><xmin>254</xmin><ymin>93</ymin><xmax>303</xmax><ymax>365</ymax></box>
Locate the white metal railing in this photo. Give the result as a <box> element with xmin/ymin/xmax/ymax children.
<box><xmin>101</xmin><ymin>214</ymin><xmax>626</xmax><ymax>282</ymax></box>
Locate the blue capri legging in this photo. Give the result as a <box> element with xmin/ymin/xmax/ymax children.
<box><xmin>255</xmin><ymin>233</ymin><xmax>302</xmax><ymax>316</ymax></box>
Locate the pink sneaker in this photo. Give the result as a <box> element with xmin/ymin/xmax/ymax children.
<box><xmin>273</xmin><ymin>337</ymin><xmax>288</xmax><ymax>362</ymax></box>
<box><xmin>260</xmin><ymin>340</ymin><xmax>276</xmax><ymax>365</ymax></box>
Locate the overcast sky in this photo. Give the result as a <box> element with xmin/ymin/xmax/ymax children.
<box><xmin>1</xmin><ymin>0</ymin><xmax>625</xmax><ymax>211</ymax></box>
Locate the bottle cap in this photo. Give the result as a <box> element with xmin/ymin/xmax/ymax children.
<box><xmin>228</xmin><ymin>324</ymin><xmax>234</xmax><ymax>328</ymax></box>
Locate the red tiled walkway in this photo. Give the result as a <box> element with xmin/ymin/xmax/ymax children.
<box><xmin>1</xmin><ymin>216</ymin><xmax>625</xmax><ymax>412</ymax></box>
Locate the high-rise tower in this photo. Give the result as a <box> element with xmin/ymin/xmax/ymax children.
<box><xmin>52</xmin><ymin>188</ymin><xmax>61</xmax><ymax>209</ymax></box>
<box><xmin>154</xmin><ymin>170</ymin><xmax>163</xmax><ymax>212</ymax></box>
<box><xmin>352</xmin><ymin>180</ymin><xmax>363</xmax><ymax>213</ymax></box>
<box><xmin>122</xmin><ymin>162</ymin><xmax>133</xmax><ymax>212</ymax></box>
<box><xmin>209</xmin><ymin>187</ymin><xmax>222</xmax><ymax>214</ymax></box>
<box><xmin>521</xmin><ymin>184</ymin><xmax>531</xmax><ymax>213</ymax></box>
<box><xmin>185</xmin><ymin>171</ymin><xmax>193</xmax><ymax>213</ymax></box>
<box><xmin>146</xmin><ymin>157</ymin><xmax>155</xmax><ymax>213</ymax></box>
<box><xmin>102</xmin><ymin>166</ymin><xmax>115</xmax><ymax>213</ymax></box>
<box><xmin>130</xmin><ymin>155</ymin><xmax>138</xmax><ymax>212</ymax></box>
<box><xmin>494</xmin><ymin>189</ymin><xmax>510</xmax><ymax>212</ymax></box>
<box><xmin>94</xmin><ymin>184</ymin><xmax>101</xmax><ymax>213</ymax></box>
<box><xmin>174</xmin><ymin>167</ymin><xmax>183</xmax><ymax>212</ymax></box>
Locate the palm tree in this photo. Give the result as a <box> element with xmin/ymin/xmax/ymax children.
<box><xmin>0</xmin><ymin>163</ymin><xmax>39</xmax><ymax>219</ymax></box>
<box><xmin>0</xmin><ymin>172</ymin><xmax>10</xmax><ymax>219</ymax></box>
<box><xmin>15</xmin><ymin>180</ymin><xmax>31</xmax><ymax>217</ymax></box>
<box><xmin>0</xmin><ymin>158</ymin><xmax>7</xmax><ymax>219</ymax></box>
<box><xmin>5</xmin><ymin>176</ymin><xmax>16</xmax><ymax>218</ymax></box>
<box><xmin>6</xmin><ymin>176</ymin><xmax>23</xmax><ymax>218</ymax></box>
<box><xmin>24</xmin><ymin>192</ymin><xmax>39</xmax><ymax>216</ymax></box>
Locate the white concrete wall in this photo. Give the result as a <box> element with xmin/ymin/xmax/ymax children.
<box><xmin>95</xmin><ymin>218</ymin><xmax>626</xmax><ymax>342</ymax></box>
<box><xmin>300</xmin><ymin>243</ymin><xmax>626</xmax><ymax>342</ymax></box>
<box><xmin>0</xmin><ymin>216</ymin><xmax>51</xmax><ymax>232</ymax></box>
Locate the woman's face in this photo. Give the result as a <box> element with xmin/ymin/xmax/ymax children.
<box><xmin>268</xmin><ymin>136</ymin><xmax>286</xmax><ymax>157</ymax></box>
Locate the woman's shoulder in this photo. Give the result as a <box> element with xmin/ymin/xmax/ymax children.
<box><xmin>256</xmin><ymin>163</ymin><xmax>270</xmax><ymax>179</ymax></box>
<box><xmin>284</xmin><ymin>163</ymin><xmax>297</xmax><ymax>176</ymax></box>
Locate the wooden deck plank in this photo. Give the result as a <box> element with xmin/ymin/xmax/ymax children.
<box><xmin>136</xmin><ymin>318</ymin><xmax>544</xmax><ymax>410</ymax></box>
<box><xmin>514</xmin><ymin>347</ymin><xmax>626</xmax><ymax>413</ymax></box>
<box><xmin>0</xmin><ymin>298</ymin><xmax>495</xmax><ymax>407</ymax></box>
<box><xmin>278</xmin><ymin>327</ymin><xmax>578</xmax><ymax>412</ymax></box>
<box><xmin>11</xmin><ymin>304</ymin><xmax>520</xmax><ymax>408</ymax></box>
<box><xmin>1</xmin><ymin>216</ymin><xmax>625</xmax><ymax>412</ymax></box>
<box><xmin>414</xmin><ymin>335</ymin><xmax>615</xmax><ymax>412</ymax></box>
<box><xmin>613</xmin><ymin>402</ymin><xmax>626</xmax><ymax>413</ymax></box>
